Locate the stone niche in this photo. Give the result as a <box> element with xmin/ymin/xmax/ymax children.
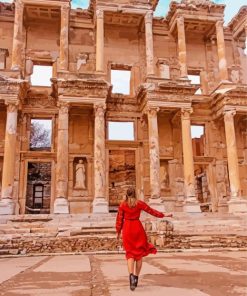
<box><xmin>72</xmin><ymin>157</ymin><xmax>88</xmax><ymax>197</ymax></box>
<box><xmin>0</xmin><ymin>49</ymin><xmax>9</xmax><ymax>70</ymax></box>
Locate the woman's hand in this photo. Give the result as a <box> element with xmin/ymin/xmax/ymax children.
<box><xmin>165</xmin><ymin>213</ymin><xmax>173</xmax><ymax>218</ymax></box>
<box><xmin>117</xmin><ymin>233</ymin><xmax>121</xmax><ymax>240</ymax></box>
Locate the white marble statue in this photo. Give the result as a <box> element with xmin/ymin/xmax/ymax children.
<box><xmin>74</xmin><ymin>159</ymin><xmax>86</xmax><ymax>189</ymax></box>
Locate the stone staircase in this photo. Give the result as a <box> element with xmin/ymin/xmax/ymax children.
<box><xmin>0</xmin><ymin>213</ymin><xmax>246</xmax><ymax>256</ymax></box>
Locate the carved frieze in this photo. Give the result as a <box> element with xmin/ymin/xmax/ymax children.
<box><xmin>54</xmin><ymin>79</ymin><xmax>111</xmax><ymax>98</ymax></box>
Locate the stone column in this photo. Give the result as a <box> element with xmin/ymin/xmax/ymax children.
<box><xmin>181</xmin><ymin>108</ymin><xmax>200</xmax><ymax>212</ymax></box>
<box><xmin>147</xmin><ymin>107</ymin><xmax>163</xmax><ymax>211</ymax></box>
<box><xmin>216</xmin><ymin>21</ymin><xmax>228</xmax><ymax>81</ymax></box>
<box><xmin>93</xmin><ymin>103</ymin><xmax>108</xmax><ymax>213</ymax></box>
<box><xmin>60</xmin><ymin>4</ymin><xmax>70</xmax><ymax>71</ymax></box>
<box><xmin>177</xmin><ymin>16</ymin><xmax>187</xmax><ymax>78</ymax></box>
<box><xmin>145</xmin><ymin>11</ymin><xmax>154</xmax><ymax>76</ymax></box>
<box><xmin>0</xmin><ymin>102</ymin><xmax>18</xmax><ymax>214</ymax></box>
<box><xmin>54</xmin><ymin>102</ymin><xmax>69</xmax><ymax>214</ymax></box>
<box><xmin>96</xmin><ymin>9</ymin><xmax>104</xmax><ymax>72</ymax></box>
<box><xmin>223</xmin><ymin>110</ymin><xmax>247</xmax><ymax>213</ymax></box>
<box><xmin>11</xmin><ymin>0</ymin><xmax>24</xmax><ymax>70</ymax></box>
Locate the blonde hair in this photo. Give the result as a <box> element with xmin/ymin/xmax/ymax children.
<box><xmin>125</xmin><ymin>187</ymin><xmax>137</xmax><ymax>208</ymax></box>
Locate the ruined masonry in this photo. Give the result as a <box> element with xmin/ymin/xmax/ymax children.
<box><xmin>0</xmin><ymin>0</ymin><xmax>247</xmax><ymax>217</ymax></box>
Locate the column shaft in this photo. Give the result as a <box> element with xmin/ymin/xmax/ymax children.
<box><xmin>93</xmin><ymin>103</ymin><xmax>108</xmax><ymax>213</ymax></box>
<box><xmin>60</xmin><ymin>4</ymin><xmax>70</xmax><ymax>71</ymax></box>
<box><xmin>94</xmin><ymin>103</ymin><xmax>106</xmax><ymax>199</ymax></box>
<box><xmin>224</xmin><ymin>110</ymin><xmax>241</xmax><ymax>199</ymax></box>
<box><xmin>147</xmin><ymin>107</ymin><xmax>160</xmax><ymax>199</ymax></box>
<box><xmin>216</xmin><ymin>21</ymin><xmax>228</xmax><ymax>81</ymax></box>
<box><xmin>96</xmin><ymin>10</ymin><xmax>104</xmax><ymax>72</ymax></box>
<box><xmin>11</xmin><ymin>0</ymin><xmax>24</xmax><ymax>70</ymax></box>
<box><xmin>145</xmin><ymin>12</ymin><xmax>154</xmax><ymax>76</ymax></box>
<box><xmin>181</xmin><ymin>108</ymin><xmax>196</xmax><ymax>202</ymax></box>
<box><xmin>177</xmin><ymin>17</ymin><xmax>187</xmax><ymax>78</ymax></box>
<box><xmin>56</xmin><ymin>102</ymin><xmax>69</xmax><ymax>197</ymax></box>
<box><xmin>1</xmin><ymin>103</ymin><xmax>18</xmax><ymax>199</ymax></box>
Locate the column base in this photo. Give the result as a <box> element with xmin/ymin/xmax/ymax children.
<box><xmin>149</xmin><ymin>198</ymin><xmax>165</xmax><ymax>212</ymax></box>
<box><xmin>228</xmin><ymin>199</ymin><xmax>247</xmax><ymax>214</ymax></box>
<box><xmin>93</xmin><ymin>198</ymin><xmax>109</xmax><ymax>213</ymax></box>
<box><xmin>184</xmin><ymin>201</ymin><xmax>201</xmax><ymax>213</ymax></box>
<box><xmin>0</xmin><ymin>198</ymin><xmax>15</xmax><ymax>215</ymax></box>
<box><xmin>53</xmin><ymin>197</ymin><xmax>69</xmax><ymax>214</ymax></box>
<box><xmin>218</xmin><ymin>200</ymin><xmax>229</xmax><ymax>213</ymax></box>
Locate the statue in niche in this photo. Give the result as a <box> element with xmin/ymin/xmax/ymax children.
<box><xmin>160</xmin><ymin>165</ymin><xmax>169</xmax><ymax>189</ymax></box>
<box><xmin>74</xmin><ymin>159</ymin><xmax>86</xmax><ymax>189</ymax></box>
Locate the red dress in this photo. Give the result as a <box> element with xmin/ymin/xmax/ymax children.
<box><xmin>116</xmin><ymin>200</ymin><xmax>164</xmax><ymax>260</ymax></box>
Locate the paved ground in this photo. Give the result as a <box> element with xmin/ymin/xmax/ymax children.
<box><xmin>0</xmin><ymin>251</ymin><xmax>246</xmax><ymax>296</ymax></box>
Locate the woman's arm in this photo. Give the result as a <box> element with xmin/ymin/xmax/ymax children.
<box><xmin>139</xmin><ymin>200</ymin><xmax>168</xmax><ymax>218</ymax></box>
<box><xmin>115</xmin><ymin>204</ymin><xmax>124</xmax><ymax>235</ymax></box>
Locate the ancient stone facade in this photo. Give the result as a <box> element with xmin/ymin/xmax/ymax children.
<box><xmin>0</xmin><ymin>0</ymin><xmax>247</xmax><ymax>215</ymax></box>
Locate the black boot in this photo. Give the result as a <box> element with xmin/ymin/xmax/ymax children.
<box><xmin>129</xmin><ymin>273</ymin><xmax>136</xmax><ymax>291</ymax></box>
<box><xmin>134</xmin><ymin>275</ymin><xmax>139</xmax><ymax>287</ymax></box>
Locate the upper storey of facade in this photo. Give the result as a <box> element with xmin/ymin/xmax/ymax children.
<box><xmin>0</xmin><ymin>0</ymin><xmax>246</xmax><ymax>102</ymax></box>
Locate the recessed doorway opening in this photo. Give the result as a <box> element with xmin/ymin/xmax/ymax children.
<box><xmin>109</xmin><ymin>150</ymin><xmax>136</xmax><ymax>212</ymax></box>
<box><xmin>25</xmin><ymin>162</ymin><xmax>51</xmax><ymax>214</ymax></box>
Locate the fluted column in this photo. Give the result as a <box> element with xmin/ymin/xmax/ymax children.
<box><xmin>60</xmin><ymin>4</ymin><xmax>70</xmax><ymax>71</ymax></box>
<box><xmin>11</xmin><ymin>0</ymin><xmax>24</xmax><ymax>70</ymax></box>
<box><xmin>147</xmin><ymin>107</ymin><xmax>160</xmax><ymax>199</ymax></box>
<box><xmin>146</xmin><ymin>107</ymin><xmax>164</xmax><ymax>211</ymax></box>
<box><xmin>93</xmin><ymin>103</ymin><xmax>108</xmax><ymax>213</ymax></box>
<box><xmin>216</xmin><ymin>21</ymin><xmax>228</xmax><ymax>81</ymax></box>
<box><xmin>223</xmin><ymin>110</ymin><xmax>240</xmax><ymax>199</ymax></box>
<box><xmin>177</xmin><ymin>16</ymin><xmax>187</xmax><ymax>78</ymax></box>
<box><xmin>96</xmin><ymin>9</ymin><xmax>104</xmax><ymax>72</ymax></box>
<box><xmin>145</xmin><ymin>11</ymin><xmax>154</xmax><ymax>76</ymax></box>
<box><xmin>54</xmin><ymin>102</ymin><xmax>69</xmax><ymax>214</ymax></box>
<box><xmin>181</xmin><ymin>108</ymin><xmax>200</xmax><ymax>212</ymax></box>
<box><xmin>0</xmin><ymin>102</ymin><xmax>18</xmax><ymax>214</ymax></box>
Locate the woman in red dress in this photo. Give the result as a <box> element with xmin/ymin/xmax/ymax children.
<box><xmin>116</xmin><ymin>187</ymin><xmax>173</xmax><ymax>291</ymax></box>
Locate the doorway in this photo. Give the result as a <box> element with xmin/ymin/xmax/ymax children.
<box><xmin>25</xmin><ymin>162</ymin><xmax>51</xmax><ymax>214</ymax></box>
<box><xmin>108</xmin><ymin>150</ymin><xmax>136</xmax><ymax>211</ymax></box>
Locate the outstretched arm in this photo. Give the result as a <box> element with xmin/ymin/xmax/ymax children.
<box><xmin>138</xmin><ymin>200</ymin><xmax>164</xmax><ymax>218</ymax></box>
<box><xmin>116</xmin><ymin>205</ymin><xmax>124</xmax><ymax>235</ymax></box>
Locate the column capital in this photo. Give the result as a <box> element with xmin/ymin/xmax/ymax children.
<box><xmin>61</xmin><ymin>3</ymin><xmax>70</xmax><ymax>12</ymax></box>
<box><xmin>14</xmin><ymin>0</ymin><xmax>24</xmax><ymax>10</ymax></box>
<box><xmin>145</xmin><ymin>11</ymin><xmax>153</xmax><ymax>24</ymax></box>
<box><xmin>57</xmin><ymin>101</ymin><xmax>70</xmax><ymax>114</ymax></box>
<box><xmin>94</xmin><ymin>102</ymin><xmax>106</xmax><ymax>117</ymax></box>
<box><xmin>96</xmin><ymin>9</ymin><xmax>104</xmax><ymax>19</ymax></box>
<box><xmin>181</xmin><ymin>107</ymin><xmax>193</xmax><ymax>119</ymax></box>
<box><xmin>145</xmin><ymin>106</ymin><xmax>160</xmax><ymax>117</ymax></box>
<box><xmin>223</xmin><ymin>108</ymin><xmax>236</xmax><ymax>121</ymax></box>
<box><xmin>5</xmin><ymin>100</ymin><xmax>19</xmax><ymax>112</ymax></box>
<box><xmin>177</xmin><ymin>16</ymin><xmax>185</xmax><ymax>26</ymax></box>
<box><xmin>216</xmin><ymin>20</ymin><xmax>224</xmax><ymax>29</ymax></box>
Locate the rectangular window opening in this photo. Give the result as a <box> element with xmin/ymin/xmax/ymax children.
<box><xmin>31</xmin><ymin>65</ymin><xmax>53</xmax><ymax>87</ymax></box>
<box><xmin>30</xmin><ymin>119</ymin><xmax>52</xmax><ymax>151</ymax></box>
<box><xmin>188</xmin><ymin>74</ymin><xmax>202</xmax><ymax>95</ymax></box>
<box><xmin>111</xmin><ymin>69</ymin><xmax>131</xmax><ymax>95</ymax></box>
<box><xmin>108</xmin><ymin>121</ymin><xmax>134</xmax><ymax>141</ymax></box>
<box><xmin>191</xmin><ymin>125</ymin><xmax>205</xmax><ymax>156</ymax></box>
